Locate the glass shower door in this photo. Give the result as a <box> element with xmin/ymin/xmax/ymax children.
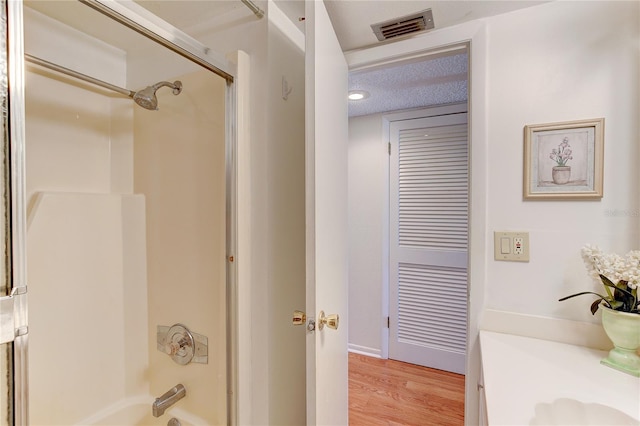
<box><xmin>21</xmin><ymin>1</ymin><xmax>231</xmax><ymax>424</ymax></box>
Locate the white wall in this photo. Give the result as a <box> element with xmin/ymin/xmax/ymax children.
<box><xmin>484</xmin><ymin>0</ymin><xmax>639</xmax><ymax>324</ymax></box>
<box><xmin>346</xmin><ymin>1</ymin><xmax>639</xmax><ymax>425</ymax></box>
<box><xmin>348</xmin><ymin>113</ymin><xmax>386</xmax><ymax>357</ymax></box>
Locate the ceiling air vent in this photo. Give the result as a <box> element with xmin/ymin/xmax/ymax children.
<box><xmin>371</xmin><ymin>9</ymin><xmax>434</xmax><ymax>42</ymax></box>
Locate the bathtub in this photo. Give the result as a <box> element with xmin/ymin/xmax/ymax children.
<box><xmin>75</xmin><ymin>395</ymin><xmax>210</xmax><ymax>426</ymax></box>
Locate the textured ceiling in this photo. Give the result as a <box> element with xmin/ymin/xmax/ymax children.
<box><xmin>348</xmin><ymin>52</ymin><xmax>468</xmax><ymax>117</ymax></box>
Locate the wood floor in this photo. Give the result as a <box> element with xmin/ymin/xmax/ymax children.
<box><xmin>349</xmin><ymin>353</ymin><xmax>465</xmax><ymax>426</ymax></box>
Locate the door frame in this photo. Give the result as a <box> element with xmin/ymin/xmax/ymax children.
<box><xmin>346</xmin><ymin>23</ymin><xmax>488</xmax><ymax>425</ymax></box>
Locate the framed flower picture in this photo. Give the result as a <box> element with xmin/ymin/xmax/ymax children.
<box><xmin>523</xmin><ymin>118</ymin><xmax>604</xmax><ymax>200</ymax></box>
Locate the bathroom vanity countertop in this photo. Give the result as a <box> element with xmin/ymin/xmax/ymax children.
<box><xmin>479</xmin><ymin>330</ymin><xmax>640</xmax><ymax>425</ymax></box>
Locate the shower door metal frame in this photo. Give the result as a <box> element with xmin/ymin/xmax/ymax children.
<box><xmin>78</xmin><ymin>0</ymin><xmax>235</xmax><ymax>83</ymax></box>
<box><xmin>6</xmin><ymin>0</ymin><xmax>241</xmax><ymax>424</ymax></box>
<box><xmin>7</xmin><ymin>0</ymin><xmax>29</xmax><ymax>424</ymax></box>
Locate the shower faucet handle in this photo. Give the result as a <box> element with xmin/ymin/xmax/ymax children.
<box><xmin>157</xmin><ymin>324</ymin><xmax>208</xmax><ymax>365</ymax></box>
<box><xmin>164</xmin><ymin>335</ymin><xmax>189</xmax><ymax>356</ymax></box>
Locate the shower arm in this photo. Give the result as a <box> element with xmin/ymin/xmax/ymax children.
<box><xmin>25</xmin><ymin>53</ymin><xmax>135</xmax><ymax>99</ymax></box>
<box><xmin>151</xmin><ymin>81</ymin><xmax>182</xmax><ymax>95</ymax></box>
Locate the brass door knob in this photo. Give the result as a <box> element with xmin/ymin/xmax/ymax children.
<box><xmin>292</xmin><ymin>310</ymin><xmax>306</xmax><ymax>325</ymax></box>
<box><xmin>318</xmin><ymin>311</ymin><xmax>339</xmax><ymax>330</ymax></box>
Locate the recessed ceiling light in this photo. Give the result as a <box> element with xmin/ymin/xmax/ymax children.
<box><xmin>348</xmin><ymin>90</ymin><xmax>369</xmax><ymax>101</ymax></box>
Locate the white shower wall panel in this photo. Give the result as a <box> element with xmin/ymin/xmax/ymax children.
<box><xmin>134</xmin><ymin>69</ymin><xmax>227</xmax><ymax>425</ymax></box>
<box><xmin>25</xmin><ymin>71</ymin><xmax>134</xmax><ymax>199</ymax></box>
<box><xmin>24</xmin><ymin>7</ymin><xmax>128</xmax><ymax>87</ymax></box>
<box><xmin>24</xmin><ymin>6</ymin><xmax>134</xmax><ymax>200</ymax></box>
<box><xmin>27</xmin><ymin>193</ymin><xmax>148</xmax><ymax>425</ymax></box>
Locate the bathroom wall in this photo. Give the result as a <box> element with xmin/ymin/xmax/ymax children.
<box><xmin>484</xmin><ymin>0</ymin><xmax>639</xmax><ymax>324</ymax></box>
<box><xmin>133</xmin><ymin>69</ymin><xmax>227</xmax><ymax>424</ymax></box>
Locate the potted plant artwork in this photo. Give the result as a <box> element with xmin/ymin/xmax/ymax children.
<box><xmin>549</xmin><ymin>137</ymin><xmax>573</xmax><ymax>184</ymax></box>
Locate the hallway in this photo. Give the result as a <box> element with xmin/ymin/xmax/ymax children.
<box><xmin>349</xmin><ymin>353</ymin><xmax>465</xmax><ymax>425</ymax></box>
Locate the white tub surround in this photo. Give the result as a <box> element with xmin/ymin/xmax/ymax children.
<box><xmin>479</xmin><ymin>331</ymin><xmax>640</xmax><ymax>425</ymax></box>
<box><xmin>75</xmin><ymin>395</ymin><xmax>208</xmax><ymax>426</ymax></box>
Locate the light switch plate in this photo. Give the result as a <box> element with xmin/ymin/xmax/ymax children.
<box><xmin>494</xmin><ymin>231</ymin><xmax>529</xmax><ymax>262</ymax></box>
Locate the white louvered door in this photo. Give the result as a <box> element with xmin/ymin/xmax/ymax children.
<box><xmin>389</xmin><ymin>112</ymin><xmax>468</xmax><ymax>374</ymax></box>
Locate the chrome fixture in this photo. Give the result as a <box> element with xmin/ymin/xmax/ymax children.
<box><xmin>152</xmin><ymin>384</ymin><xmax>186</xmax><ymax>418</ymax></box>
<box><xmin>157</xmin><ymin>324</ymin><xmax>208</xmax><ymax>365</ymax></box>
<box><xmin>240</xmin><ymin>0</ymin><xmax>264</xmax><ymax>19</ymax></box>
<box><xmin>77</xmin><ymin>0</ymin><xmax>234</xmax><ymax>82</ymax></box>
<box><xmin>133</xmin><ymin>81</ymin><xmax>183</xmax><ymax>111</ymax></box>
<box><xmin>168</xmin><ymin>418</ymin><xmax>182</xmax><ymax>426</ymax></box>
<box><xmin>24</xmin><ymin>53</ymin><xmax>183</xmax><ymax>111</ymax></box>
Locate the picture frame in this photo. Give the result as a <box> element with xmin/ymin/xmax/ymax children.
<box><xmin>523</xmin><ymin>118</ymin><xmax>604</xmax><ymax>200</ymax></box>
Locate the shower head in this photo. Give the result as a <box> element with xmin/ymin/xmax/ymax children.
<box><xmin>132</xmin><ymin>80</ymin><xmax>183</xmax><ymax>110</ymax></box>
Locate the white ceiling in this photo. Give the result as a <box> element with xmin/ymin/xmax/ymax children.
<box><xmin>25</xmin><ymin>1</ymin><xmax>547</xmax><ymax>55</ymax></box>
<box><xmin>24</xmin><ymin>0</ymin><xmax>547</xmax><ymax>116</ymax></box>
<box><xmin>133</xmin><ymin>0</ymin><xmax>547</xmax><ymax>117</ymax></box>
<box><xmin>323</xmin><ymin>0</ymin><xmax>547</xmax><ymax>52</ymax></box>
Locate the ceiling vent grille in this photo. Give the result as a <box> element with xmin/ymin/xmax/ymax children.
<box><xmin>371</xmin><ymin>9</ymin><xmax>434</xmax><ymax>42</ymax></box>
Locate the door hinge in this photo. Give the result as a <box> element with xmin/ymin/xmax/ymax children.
<box><xmin>388</xmin><ymin>142</ymin><xmax>391</xmax><ymax>155</ymax></box>
<box><xmin>386</xmin><ymin>316</ymin><xmax>390</xmax><ymax>328</ymax></box>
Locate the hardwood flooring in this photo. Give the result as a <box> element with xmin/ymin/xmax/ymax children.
<box><xmin>349</xmin><ymin>353</ymin><xmax>465</xmax><ymax>426</ymax></box>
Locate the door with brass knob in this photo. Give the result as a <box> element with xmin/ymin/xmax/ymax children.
<box><xmin>305</xmin><ymin>1</ymin><xmax>349</xmax><ymax>424</ymax></box>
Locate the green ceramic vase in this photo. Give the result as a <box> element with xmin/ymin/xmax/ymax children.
<box><xmin>600</xmin><ymin>306</ymin><xmax>640</xmax><ymax>377</ymax></box>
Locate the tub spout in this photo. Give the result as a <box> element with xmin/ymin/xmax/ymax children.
<box><xmin>152</xmin><ymin>384</ymin><xmax>186</xmax><ymax>417</ymax></box>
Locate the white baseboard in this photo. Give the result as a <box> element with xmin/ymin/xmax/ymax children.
<box><xmin>348</xmin><ymin>344</ymin><xmax>383</xmax><ymax>358</ymax></box>
<box><xmin>480</xmin><ymin>309</ymin><xmax>611</xmax><ymax>350</ymax></box>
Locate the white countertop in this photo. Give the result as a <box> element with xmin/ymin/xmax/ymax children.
<box><xmin>480</xmin><ymin>330</ymin><xmax>640</xmax><ymax>425</ymax></box>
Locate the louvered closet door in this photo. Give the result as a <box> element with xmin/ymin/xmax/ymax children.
<box><xmin>389</xmin><ymin>113</ymin><xmax>468</xmax><ymax>374</ymax></box>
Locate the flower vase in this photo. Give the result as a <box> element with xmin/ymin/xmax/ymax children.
<box><xmin>552</xmin><ymin>166</ymin><xmax>571</xmax><ymax>185</ymax></box>
<box><xmin>600</xmin><ymin>306</ymin><xmax>640</xmax><ymax>377</ymax></box>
